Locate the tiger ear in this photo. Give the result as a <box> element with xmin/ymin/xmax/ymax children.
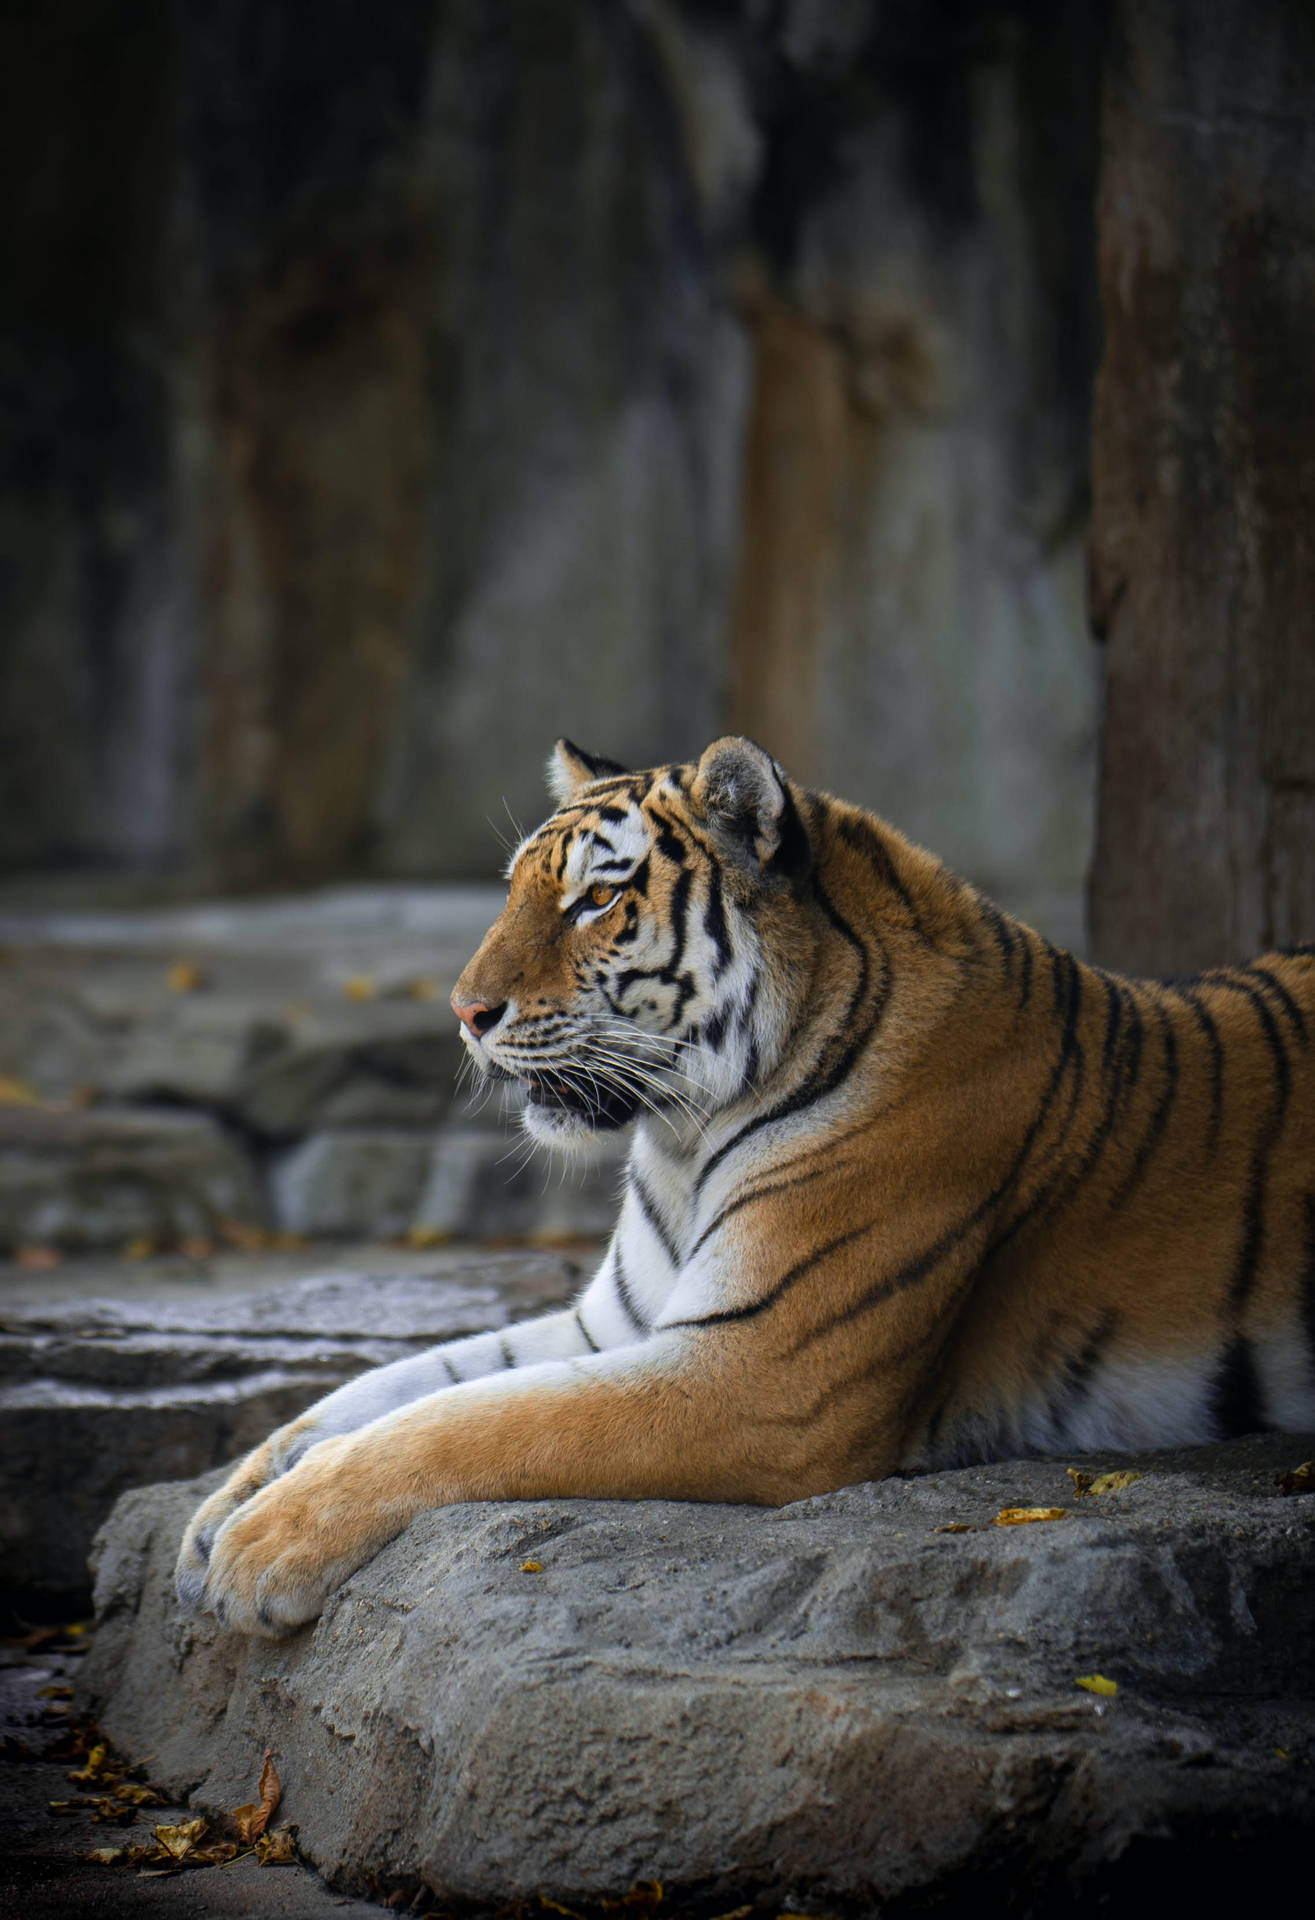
<box><xmin>690</xmin><ymin>737</ymin><xmax>808</xmax><ymax>874</ymax></box>
<box><xmin>547</xmin><ymin>738</ymin><xmax>628</xmax><ymax>806</ymax></box>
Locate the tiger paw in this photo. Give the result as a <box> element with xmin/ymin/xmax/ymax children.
<box><xmin>192</xmin><ymin>1435</ymin><xmax>405</xmax><ymax>1638</ymax></box>
<box><xmin>173</xmin><ymin>1415</ymin><xmax>325</xmax><ymax>1616</ymax></box>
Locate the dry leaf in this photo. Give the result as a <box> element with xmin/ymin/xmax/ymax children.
<box><xmin>1074</xmin><ymin>1674</ymin><xmax>1118</xmax><ymax>1697</ymax></box>
<box><xmin>1067</xmin><ymin>1468</ymin><xmax>1142</xmax><ymax>1497</ymax></box>
<box><xmin>231</xmin><ymin>1749</ymin><xmax>281</xmax><ymax>1843</ymax></box>
<box><xmin>192</xmin><ymin>1842</ymin><xmax>240</xmax><ymax>1864</ymax></box>
<box><xmin>0</xmin><ymin>1074</ymin><xmax>40</xmax><ymax>1104</ymax></box>
<box><xmin>166</xmin><ymin>962</ymin><xmax>205</xmax><ymax>993</ymax></box>
<box><xmin>123</xmin><ymin>1236</ymin><xmax>156</xmax><ymax>1261</ymax></box>
<box><xmin>933</xmin><ymin>1523</ymin><xmax>976</xmax><ymax>1534</ymax></box>
<box><xmin>36</xmin><ymin>1684</ymin><xmax>73</xmax><ymax>1701</ymax></box>
<box><xmin>1276</xmin><ymin>1461</ymin><xmax>1314</xmax><ymax>1495</ymax></box>
<box><xmin>154</xmin><ymin>1817</ymin><xmax>208</xmax><ymax>1860</ymax></box>
<box><xmin>341</xmin><ymin>974</ymin><xmax>376</xmax><ymax>1001</ymax></box>
<box><xmin>404</xmin><ymin>1225</ymin><xmax>451</xmax><ymax>1249</ymax></box>
<box><xmin>66</xmin><ymin>1742</ymin><xmax>111</xmax><ymax>1782</ymax></box>
<box><xmin>993</xmin><ymin>1507</ymin><xmax>1067</xmax><ymax>1527</ymax></box>
<box><xmin>115</xmin><ymin>1781</ymin><xmax>166</xmax><ymax>1807</ymax></box>
<box><xmin>518</xmin><ymin>1560</ymin><xmax>543</xmax><ymax>1574</ymax></box>
<box><xmin>255</xmin><ymin>1826</ymin><xmax>298</xmax><ymax>1866</ymax></box>
<box><xmin>15</xmin><ymin>1244</ymin><xmax>60</xmax><ymax>1270</ymax></box>
<box><xmin>84</xmin><ymin>1846</ymin><xmax>130</xmax><ymax>1864</ymax></box>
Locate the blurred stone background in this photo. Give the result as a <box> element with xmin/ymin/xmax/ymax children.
<box><xmin>1</xmin><ymin>0</ymin><xmax>1314</xmax><ymax>1267</ymax></box>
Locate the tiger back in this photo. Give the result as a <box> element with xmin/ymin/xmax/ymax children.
<box><xmin>175</xmin><ymin>735</ymin><xmax>1315</xmax><ymax>1635</ymax></box>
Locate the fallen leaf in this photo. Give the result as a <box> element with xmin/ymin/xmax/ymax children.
<box><xmin>623</xmin><ymin>1883</ymin><xmax>663</xmax><ymax>1912</ymax></box>
<box><xmin>519</xmin><ymin>1560</ymin><xmax>543</xmax><ymax>1574</ymax></box>
<box><xmin>84</xmin><ymin>1846</ymin><xmax>130</xmax><ymax>1864</ymax></box>
<box><xmin>15</xmin><ymin>1244</ymin><xmax>60</xmax><ymax>1270</ymax></box>
<box><xmin>192</xmin><ymin>1842</ymin><xmax>241</xmax><ymax>1864</ymax></box>
<box><xmin>993</xmin><ymin>1507</ymin><xmax>1067</xmax><ymax>1526</ymax></box>
<box><xmin>154</xmin><ymin>1817</ymin><xmax>208</xmax><ymax>1860</ymax></box>
<box><xmin>1067</xmin><ymin>1468</ymin><xmax>1142</xmax><ymax>1497</ymax></box>
<box><xmin>341</xmin><ymin>974</ymin><xmax>376</xmax><ymax>1001</ymax></box>
<box><xmin>36</xmin><ymin>1685</ymin><xmax>73</xmax><ymax>1700</ymax></box>
<box><xmin>1074</xmin><ymin>1674</ymin><xmax>1118</xmax><ymax>1697</ymax></box>
<box><xmin>1276</xmin><ymin>1461</ymin><xmax>1314</xmax><ymax>1496</ymax></box>
<box><xmin>405</xmin><ymin>977</ymin><xmax>440</xmax><ymax>1001</ymax></box>
<box><xmin>255</xmin><ymin>1826</ymin><xmax>298</xmax><ymax>1866</ymax></box>
<box><xmin>0</xmin><ymin>1074</ymin><xmax>40</xmax><ymax>1104</ymax></box>
<box><xmin>166</xmin><ymin>962</ymin><xmax>206</xmax><ymax>993</ymax></box>
<box><xmin>115</xmin><ymin>1781</ymin><xmax>166</xmax><ymax>1807</ymax></box>
<box><xmin>933</xmin><ymin>1523</ymin><xmax>977</xmax><ymax>1534</ymax></box>
<box><xmin>231</xmin><ymin>1749</ymin><xmax>281</xmax><ymax>1843</ymax></box>
<box><xmin>405</xmin><ymin>1225</ymin><xmax>451</xmax><ymax>1250</ymax></box>
<box><xmin>123</xmin><ymin>1236</ymin><xmax>156</xmax><ymax>1261</ymax></box>
<box><xmin>66</xmin><ymin>1742</ymin><xmax>111</xmax><ymax>1782</ymax></box>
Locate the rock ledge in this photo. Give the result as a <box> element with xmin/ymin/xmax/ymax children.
<box><xmin>80</xmin><ymin>1432</ymin><xmax>1315</xmax><ymax>1910</ymax></box>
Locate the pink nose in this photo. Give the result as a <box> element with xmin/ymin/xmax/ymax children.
<box><xmin>451</xmin><ymin>994</ymin><xmax>504</xmax><ymax>1038</ymax></box>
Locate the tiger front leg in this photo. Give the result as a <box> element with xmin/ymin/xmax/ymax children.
<box><xmin>190</xmin><ymin>1330</ymin><xmax>811</xmax><ymax>1638</ymax></box>
<box><xmin>174</xmin><ymin>1306</ymin><xmax>606</xmax><ymax>1615</ymax></box>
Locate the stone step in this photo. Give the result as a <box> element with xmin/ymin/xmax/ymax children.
<box><xmin>81</xmin><ymin>1431</ymin><xmax>1315</xmax><ymax>1910</ymax></box>
<box><xmin>0</xmin><ymin>1244</ymin><xmax>587</xmax><ymax>1606</ymax></box>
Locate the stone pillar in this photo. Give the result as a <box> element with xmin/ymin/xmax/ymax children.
<box><xmin>1089</xmin><ymin>0</ymin><xmax>1315</xmax><ymax>975</ymax></box>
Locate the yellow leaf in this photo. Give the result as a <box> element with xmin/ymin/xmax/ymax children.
<box><xmin>36</xmin><ymin>1684</ymin><xmax>73</xmax><ymax>1700</ymax></box>
<box><xmin>255</xmin><ymin>1826</ymin><xmax>298</xmax><ymax>1866</ymax></box>
<box><xmin>231</xmin><ymin>1749</ymin><xmax>281</xmax><ymax>1844</ymax></box>
<box><xmin>114</xmin><ymin>1781</ymin><xmax>166</xmax><ymax>1806</ymax></box>
<box><xmin>1068</xmin><ymin>1468</ymin><xmax>1141</xmax><ymax>1497</ymax></box>
<box><xmin>405</xmin><ymin>1225</ymin><xmax>451</xmax><ymax>1249</ymax></box>
<box><xmin>166</xmin><ymin>962</ymin><xmax>205</xmax><ymax>993</ymax></box>
<box><xmin>341</xmin><ymin>974</ymin><xmax>376</xmax><ymax>1001</ymax></box>
<box><xmin>1075</xmin><ymin>1674</ymin><xmax>1118</xmax><ymax>1696</ymax></box>
<box><xmin>123</xmin><ymin>1236</ymin><xmax>156</xmax><ymax>1261</ymax></box>
<box><xmin>0</xmin><ymin>1073</ymin><xmax>40</xmax><ymax>1104</ymax></box>
<box><xmin>933</xmin><ymin>1522</ymin><xmax>976</xmax><ymax>1534</ymax></box>
<box><xmin>154</xmin><ymin>1817</ymin><xmax>208</xmax><ymax>1859</ymax></box>
<box><xmin>1276</xmin><ymin>1461</ymin><xmax>1314</xmax><ymax>1496</ymax></box>
<box><xmin>84</xmin><ymin>1846</ymin><xmax>129</xmax><ymax>1864</ymax></box>
<box><xmin>993</xmin><ymin>1507</ymin><xmax>1067</xmax><ymax>1526</ymax></box>
<box><xmin>519</xmin><ymin>1560</ymin><xmax>543</xmax><ymax>1574</ymax></box>
<box><xmin>66</xmin><ymin>1742</ymin><xmax>110</xmax><ymax>1782</ymax></box>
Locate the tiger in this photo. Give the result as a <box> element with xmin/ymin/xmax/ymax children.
<box><xmin>176</xmin><ymin>735</ymin><xmax>1315</xmax><ymax>1636</ymax></box>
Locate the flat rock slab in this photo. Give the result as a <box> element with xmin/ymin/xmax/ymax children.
<box><xmin>81</xmin><ymin>1433</ymin><xmax>1315</xmax><ymax>1912</ymax></box>
<box><xmin>1</xmin><ymin>1247</ymin><xmax>582</xmax><ymax>1604</ymax></box>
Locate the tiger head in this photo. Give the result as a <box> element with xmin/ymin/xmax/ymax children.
<box><xmin>451</xmin><ymin>737</ymin><xmax>815</xmax><ymax>1150</ymax></box>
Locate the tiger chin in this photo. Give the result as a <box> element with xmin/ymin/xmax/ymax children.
<box><xmin>176</xmin><ymin>734</ymin><xmax>1315</xmax><ymax>1637</ymax></box>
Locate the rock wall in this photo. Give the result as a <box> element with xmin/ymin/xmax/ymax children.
<box><xmin>0</xmin><ymin>2</ymin><xmax>1102</xmax><ymax>944</ymax></box>
<box><xmin>1088</xmin><ymin>0</ymin><xmax>1315</xmax><ymax>973</ymax></box>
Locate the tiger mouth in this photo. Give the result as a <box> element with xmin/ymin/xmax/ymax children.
<box><xmin>522</xmin><ymin>1071</ymin><xmax>639</xmax><ymax>1131</ymax></box>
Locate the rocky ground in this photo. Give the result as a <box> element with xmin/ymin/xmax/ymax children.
<box><xmin>0</xmin><ymin>886</ymin><xmax>625</xmax><ymax>1253</ymax></box>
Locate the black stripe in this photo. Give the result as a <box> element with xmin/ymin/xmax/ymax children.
<box><xmin>668</xmin><ymin>1221</ymin><xmax>877</xmax><ymax>1329</ymax></box>
<box><xmin>1108</xmin><ymin>996</ymin><xmax>1179</xmax><ymax>1212</ymax></box>
<box><xmin>1301</xmin><ymin>1194</ymin><xmax>1315</xmax><ymax>1376</ymax></box>
<box><xmin>1174</xmin><ymin>985</ymin><xmax>1224</xmax><ymax>1152</ymax></box>
<box><xmin>1211</xmin><ymin>1336</ymin><xmax>1269</xmax><ymax>1438</ymax></box>
<box><xmin>834</xmin><ymin>813</ymin><xmax>928</xmax><ymax>938</ymax></box>
<box><xmin>1041</xmin><ymin>1309</ymin><xmax>1119</xmax><ymax>1436</ymax></box>
<box><xmin>1207</xmin><ymin>975</ymin><xmax>1291</xmax><ymax>1305</ymax></box>
<box><xmin>1247</xmin><ymin>964</ymin><xmax>1307</xmax><ymax>1044</ymax></box>
<box><xmin>1016</xmin><ymin>931</ymin><xmax>1034</xmax><ymax>1011</ymax></box>
<box><xmin>630</xmin><ymin>1170</ymin><xmax>681</xmax><ymax>1269</ymax></box>
<box><xmin>442</xmin><ymin>1355</ymin><xmax>461</xmax><ymax>1385</ymax></box>
<box><xmin>574</xmin><ymin>1309</ymin><xmax>600</xmax><ymax>1352</ymax></box>
<box><xmin>693</xmin><ymin>867</ymin><xmax>884</xmax><ymax>1199</ymax></box>
<box><xmin>686</xmin><ymin>1125</ymin><xmax>874</xmax><ymax>1262</ymax></box>
<box><xmin>611</xmin><ymin>1245</ymin><xmax>649</xmax><ymax>1334</ymax></box>
<box><xmin>975</xmin><ymin>893</ymin><xmax>1016</xmax><ymax>971</ymax></box>
<box><xmin>499</xmin><ymin>1336</ymin><xmax>515</xmax><ymax>1370</ymax></box>
<box><xmin>703</xmin><ymin>868</ymin><xmax>731</xmax><ymax>978</ymax></box>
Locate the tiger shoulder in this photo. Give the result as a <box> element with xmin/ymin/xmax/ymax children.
<box><xmin>175</xmin><ymin>735</ymin><xmax>1315</xmax><ymax>1636</ymax></box>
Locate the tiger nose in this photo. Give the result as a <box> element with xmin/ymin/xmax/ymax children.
<box><xmin>451</xmin><ymin>994</ymin><xmax>507</xmax><ymax>1038</ymax></box>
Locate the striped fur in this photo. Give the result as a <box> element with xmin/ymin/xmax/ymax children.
<box><xmin>177</xmin><ymin>737</ymin><xmax>1315</xmax><ymax>1635</ymax></box>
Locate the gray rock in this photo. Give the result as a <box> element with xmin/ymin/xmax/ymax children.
<box><xmin>268</xmin><ymin>1131</ymin><xmax>433</xmax><ymax>1238</ymax></box>
<box><xmin>0</xmin><ymin>1248</ymin><xmax>579</xmax><ymax>1604</ymax></box>
<box><xmin>0</xmin><ymin>1105</ymin><xmax>264</xmax><ymax>1252</ymax></box>
<box><xmin>414</xmin><ymin>1123</ymin><xmax>627</xmax><ymax>1242</ymax></box>
<box><xmin>81</xmin><ymin>1433</ymin><xmax>1315</xmax><ymax>1909</ymax></box>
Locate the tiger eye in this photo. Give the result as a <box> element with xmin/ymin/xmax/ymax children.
<box><xmin>589</xmin><ymin>883</ymin><xmax>616</xmax><ymax>909</ymax></box>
